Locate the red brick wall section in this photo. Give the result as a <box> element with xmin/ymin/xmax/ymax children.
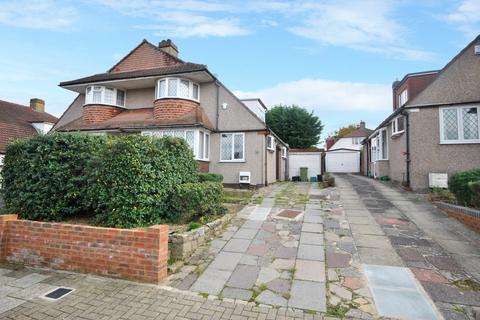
<box><xmin>443</xmin><ymin>209</ymin><xmax>480</xmax><ymax>233</ymax></box>
<box><xmin>0</xmin><ymin>215</ymin><xmax>169</xmax><ymax>283</ymax></box>
<box><xmin>197</xmin><ymin>161</ymin><xmax>209</xmax><ymax>173</ymax></box>
<box><xmin>153</xmin><ymin>99</ymin><xmax>199</xmax><ymax>121</ymax></box>
<box><xmin>111</xmin><ymin>42</ymin><xmax>179</xmax><ymax>73</ymax></box>
<box><xmin>83</xmin><ymin>105</ymin><xmax>123</xmax><ymax>124</ymax></box>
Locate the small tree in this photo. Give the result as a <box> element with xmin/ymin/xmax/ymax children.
<box><xmin>265</xmin><ymin>105</ymin><xmax>323</xmax><ymax>148</ymax></box>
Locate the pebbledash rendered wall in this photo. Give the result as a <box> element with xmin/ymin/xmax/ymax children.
<box><xmin>0</xmin><ymin>214</ymin><xmax>169</xmax><ymax>283</ymax></box>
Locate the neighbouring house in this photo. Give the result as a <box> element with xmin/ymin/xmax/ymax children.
<box><xmin>53</xmin><ymin>39</ymin><xmax>288</xmax><ymax>187</ymax></box>
<box><xmin>324</xmin><ymin>121</ymin><xmax>372</xmax><ymax>173</ymax></box>
<box><xmin>363</xmin><ymin>35</ymin><xmax>480</xmax><ymax>191</ymax></box>
<box><xmin>288</xmin><ymin>147</ymin><xmax>323</xmax><ymax>181</ymax></box>
<box><xmin>0</xmin><ymin>98</ymin><xmax>58</xmax><ymax>167</ymax></box>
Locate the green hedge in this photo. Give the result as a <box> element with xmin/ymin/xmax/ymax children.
<box><xmin>170</xmin><ymin>182</ymin><xmax>224</xmax><ymax>223</ymax></box>
<box><xmin>1</xmin><ymin>133</ymin><xmax>207</xmax><ymax>228</ymax></box>
<box><xmin>468</xmin><ymin>181</ymin><xmax>480</xmax><ymax>208</ymax></box>
<box><xmin>198</xmin><ymin>172</ymin><xmax>224</xmax><ymax>183</ymax></box>
<box><xmin>448</xmin><ymin>168</ymin><xmax>480</xmax><ymax>208</ymax></box>
<box><xmin>2</xmin><ymin>134</ymin><xmax>105</xmax><ymax>221</ymax></box>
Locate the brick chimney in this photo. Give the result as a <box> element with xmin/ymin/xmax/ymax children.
<box><xmin>30</xmin><ymin>98</ymin><xmax>45</xmax><ymax>113</ymax></box>
<box><xmin>159</xmin><ymin>39</ymin><xmax>179</xmax><ymax>58</ymax></box>
<box><xmin>359</xmin><ymin>121</ymin><xmax>365</xmax><ymax>129</ymax></box>
<box><xmin>325</xmin><ymin>137</ymin><xmax>336</xmax><ymax>150</ymax></box>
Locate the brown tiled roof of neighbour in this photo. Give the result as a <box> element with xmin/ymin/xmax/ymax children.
<box><xmin>59</xmin><ymin>63</ymin><xmax>208</xmax><ymax>87</ymax></box>
<box><xmin>343</xmin><ymin>127</ymin><xmax>373</xmax><ymax>138</ymax></box>
<box><xmin>290</xmin><ymin>147</ymin><xmax>324</xmax><ymax>153</ymax></box>
<box><xmin>55</xmin><ymin>107</ymin><xmax>214</xmax><ymax>132</ymax></box>
<box><xmin>0</xmin><ymin>100</ymin><xmax>58</xmax><ymax>153</ymax></box>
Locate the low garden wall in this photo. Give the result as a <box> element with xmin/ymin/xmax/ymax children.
<box><xmin>435</xmin><ymin>202</ymin><xmax>480</xmax><ymax>233</ymax></box>
<box><xmin>0</xmin><ymin>214</ymin><xmax>169</xmax><ymax>283</ymax></box>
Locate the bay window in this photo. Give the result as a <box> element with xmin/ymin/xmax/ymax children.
<box><xmin>85</xmin><ymin>86</ymin><xmax>125</xmax><ymax>107</ymax></box>
<box><xmin>142</xmin><ymin>129</ymin><xmax>209</xmax><ymax>160</ymax></box>
<box><xmin>156</xmin><ymin>77</ymin><xmax>200</xmax><ymax>102</ymax></box>
<box><xmin>221</xmin><ymin>133</ymin><xmax>245</xmax><ymax>161</ymax></box>
<box><xmin>440</xmin><ymin>106</ymin><xmax>479</xmax><ymax>144</ymax></box>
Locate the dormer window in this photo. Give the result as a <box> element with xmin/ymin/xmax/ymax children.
<box><xmin>398</xmin><ymin>89</ymin><xmax>408</xmax><ymax>107</ymax></box>
<box><xmin>156</xmin><ymin>78</ymin><xmax>199</xmax><ymax>102</ymax></box>
<box><xmin>85</xmin><ymin>86</ymin><xmax>126</xmax><ymax>107</ymax></box>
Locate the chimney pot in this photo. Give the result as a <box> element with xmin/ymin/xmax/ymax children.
<box><xmin>360</xmin><ymin>121</ymin><xmax>365</xmax><ymax>129</ymax></box>
<box><xmin>158</xmin><ymin>39</ymin><xmax>179</xmax><ymax>58</ymax></box>
<box><xmin>30</xmin><ymin>98</ymin><xmax>45</xmax><ymax>113</ymax></box>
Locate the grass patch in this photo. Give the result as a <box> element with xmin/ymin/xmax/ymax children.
<box><xmin>253</xmin><ymin>196</ymin><xmax>264</xmax><ymax>204</ymax></box>
<box><xmin>304</xmin><ymin>310</ymin><xmax>317</xmax><ymax>315</ymax></box>
<box><xmin>258</xmin><ymin>283</ymin><xmax>268</xmax><ymax>291</ymax></box>
<box><xmin>326</xmin><ymin>304</ymin><xmax>349</xmax><ymax>318</ymax></box>
<box><xmin>199</xmin><ymin>292</ymin><xmax>209</xmax><ymax>299</ymax></box>
<box><xmin>249</xmin><ymin>288</ymin><xmax>261</xmax><ymax>302</ymax></box>
<box><xmin>274</xmin><ymin>183</ymin><xmax>309</xmax><ymax>208</ymax></box>
<box><xmin>452</xmin><ymin>279</ymin><xmax>480</xmax><ymax>291</ymax></box>
<box><xmin>167</xmin><ymin>257</ymin><xmax>177</xmax><ymax>265</ymax></box>
<box><xmin>187</xmin><ymin>222</ymin><xmax>202</xmax><ymax>231</ymax></box>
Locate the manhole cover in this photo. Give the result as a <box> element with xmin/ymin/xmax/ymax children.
<box><xmin>277</xmin><ymin>209</ymin><xmax>303</xmax><ymax>219</ymax></box>
<box><xmin>43</xmin><ymin>287</ymin><xmax>74</xmax><ymax>300</ymax></box>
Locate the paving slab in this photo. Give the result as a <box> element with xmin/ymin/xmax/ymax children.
<box><xmin>326</xmin><ymin>251</ymin><xmax>351</xmax><ymax>268</ymax></box>
<box><xmin>227</xmin><ymin>265</ymin><xmax>259</xmax><ymax>289</ymax></box>
<box><xmin>222</xmin><ymin>287</ymin><xmax>253</xmax><ymax>300</ymax></box>
<box><xmin>421</xmin><ymin>282</ymin><xmax>480</xmax><ymax>306</ymax></box>
<box><xmin>255</xmin><ymin>290</ymin><xmax>287</xmax><ymax>306</ymax></box>
<box><xmin>242</xmin><ymin>220</ymin><xmax>264</xmax><ymax>229</ymax></box>
<box><xmin>303</xmin><ymin>215</ymin><xmax>323</xmax><ymax>223</ymax></box>
<box><xmin>289</xmin><ymin>280</ymin><xmax>326</xmax><ymax>312</ymax></box>
<box><xmin>294</xmin><ymin>260</ymin><xmax>325</xmax><ymax>282</ymax></box>
<box><xmin>249</xmin><ymin>207</ymin><xmax>271</xmax><ymax>221</ymax></box>
<box><xmin>256</xmin><ymin>267</ymin><xmax>280</xmax><ymax>285</ymax></box>
<box><xmin>297</xmin><ymin>244</ymin><xmax>325</xmax><ymax>261</ymax></box>
<box><xmin>9</xmin><ymin>283</ymin><xmax>57</xmax><ymax>300</ymax></box>
<box><xmin>223</xmin><ymin>238</ymin><xmax>252</xmax><ymax>253</ymax></box>
<box><xmin>301</xmin><ymin>223</ymin><xmax>323</xmax><ymax>233</ymax></box>
<box><xmin>358</xmin><ymin>247</ymin><xmax>404</xmax><ymax>266</ymax></box>
<box><xmin>190</xmin><ymin>268</ymin><xmax>232</xmax><ymax>295</ymax></box>
<box><xmin>266</xmin><ymin>278</ymin><xmax>291</xmax><ymax>294</ymax></box>
<box><xmin>239</xmin><ymin>254</ymin><xmax>258</xmax><ymax>266</ymax></box>
<box><xmin>273</xmin><ymin>246</ymin><xmax>297</xmax><ymax>259</ymax></box>
<box><xmin>354</xmin><ymin>234</ymin><xmax>392</xmax><ymax>249</ymax></box>
<box><xmin>0</xmin><ymin>296</ymin><xmax>24</xmax><ymax>314</ymax></box>
<box><xmin>208</xmin><ymin>252</ymin><xmax>243</xmax><ymax>271</ymax></box>
<box><xmin>8</xmin><ymin>273</ymin><xmax>50</xmax><ymax>288</ymax></box>
<box><xmin>270</xmin><ymin>258</ymin><xmax>295</xmax><ymax>270</ymax></box>
<box><xmin>233</xmin><ymin>228</ymin><xmax>259</xmax><ymax>240</ymax></box>
<box><xmin>300</xmin><ymin>232</ymin><xmax>324</xmax><ymax>246</ymax></box>
<box><xmin>350</xmin><ymin>224</ymin><xmax>385</xmax><ymax>235</ymax></box>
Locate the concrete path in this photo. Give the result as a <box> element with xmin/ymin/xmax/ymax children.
<box><xmin>335</xmin><ymin>174</ymin><xmax>480</xmax><ymax>320</ymax></box>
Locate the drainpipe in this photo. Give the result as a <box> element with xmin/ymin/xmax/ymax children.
<box><xmin>215</xmin><ymin>81</ymin><xmax>220</xmax><ymax>130</ymax></box>
<box><xmin>366</xmin><ymin>140</ymin><xmax>370</xmax><ymax>177</ymax></box>
<box><xmin>264</xmin><ymin>134</ymin><xmax>268</xmax><ymax>186</ymax></box>
<box><xmin>402</xmin><ymin>110</ymin><xmax>411</xmax><ymax>188</ymax></box>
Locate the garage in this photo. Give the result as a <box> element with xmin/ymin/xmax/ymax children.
<box><xmin>288</xmin><ymin>148</ymin><xmax>322</xmax><ymax>180</ymax></box>
<box><xmin>325</xmin><ymin>149</ymin><xmax>360</xmax><ymax>173</ymax></box>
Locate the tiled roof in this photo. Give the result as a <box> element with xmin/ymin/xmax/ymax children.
<box><xmin>290</xmin><ymin>147</ymin><xmax>324</xmax><ymax>153</ymax></box>
<box><xmin>55</xmin><ymin>107</ymin><xmax>214</xmax><ymax>132</ymax></box>
<box><xmin>343</xmin><ymin>127</ymin><xmax>373</xmax><ymax>138</ymax></box>
<box><xmin>0</xmin><ymin>100</ymin><xmax>58</xmax><ymax>153</ymax></box>
<box><xmin>59</xmin><ymin>63</ymin><xmax>208</xmax><ymax>87</ymax></box>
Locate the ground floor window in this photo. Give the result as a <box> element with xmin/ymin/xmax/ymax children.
<box><xmin>440</xmin><ymin>106</ymin><xmax>479</xmax><ymax>143</ymax></box>
<box><xmin>142</xmin><ymin>129</ymin><xmax>209</xmax><ymax>160</ymax></box>
<box><xmin>221</xmin><ymin>132</ymin><xmax>245</xmax><ymax>161</ymax></box>
<box><xmin>370</xmin><ymin>128</ymin><xmax>388</xmax><ymax>161</ymax></box>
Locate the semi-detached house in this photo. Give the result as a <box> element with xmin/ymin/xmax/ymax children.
<box><xmin>54</xmin><ymin>39</ymin><xmax>288</xmax><ymax>187</ymax></box>
<box><xmin>363</xmin><ymin>35</ymin><xmax>480</xmax><ymax>190</ymax></box>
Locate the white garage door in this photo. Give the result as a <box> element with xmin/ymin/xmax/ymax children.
<box><xmin>289</xmin><ymin>153</ymin><xmax>321</xmax><ymax>180</ymax></box>
<box><xmin>325</xmin><ymin>151</ymin><xmax>360</xmax><ymax>173</ymax></box>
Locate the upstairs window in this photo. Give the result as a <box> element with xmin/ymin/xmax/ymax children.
<box><xmin>281</xmin><ymin>147</ymin><xmax>287</xmax><ymax>158</ymax></box>
<box><xmin>267</xmin><ymin>135</ymin><xmax>274</xmax><ymax>150</ymax></box>
<box><xmin>398</xmin><ymin>89</ymin><xmax>408</xmax><ymax>107</ymax></box>
<box><xmin>156</xmin><ymin>78</ymin><xmax>200</xmax><ymax>102</ymax></box>
<box><xmin>392</xmin><ymin>116</ymin><xmax>405</xmax><ymax>135</ymax></box>
<box><xmin>352</xmin><ymin>137</ymin><xmax>362</xmax><ymax>144</ymax></box>
<box><xmin>221</xmin><ymin>133</ymin><xmax>245</xmax><ymax>161</ymax></box>
<box><xmin>85</xmin><ymin>86</ymin><xmax>125</xmax><ymax>107</ymax></box>
<box><xmin>440</xmin><ymin>106</ymin><xmax>479</xmax><ymax>144</ymax></box>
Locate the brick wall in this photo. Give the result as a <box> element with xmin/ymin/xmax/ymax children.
<box><xmin>83</xmin><ymin>105</ymin><xmax>123</xmax><ymax>124</ymax></box>
<box><xmin>153</xmin><ymin>99</ymin><xmax>199</xmax><ymax>121</ymax></box>
<box><xmin>0</xmin><ymin>215</ymin><xmax>169</xmax><ymax>283</ymax></box>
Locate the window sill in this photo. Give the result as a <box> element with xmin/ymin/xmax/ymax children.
<box><xmin>155</xmin><ymin>97</ymin><xmax>199</xmax><ymax>103</ymax></box>
<box><xmin>196</xmin><ymin>159</ymin><xmax>210</xmax><ymax>162</ymax></box>
<box><xmin>219</xmin><ymin>160</ymin><xmax>246</xmax><ymax>163</ymax></box>
<box><xmin>392</xmin><ymin>130</ymin><xmax>404</xmax><ymax>138</ymax></box>
<box><xmin>440</xmin><ymin>140</ymin><xmax>480</xmax><ymax>145</ymax></box>
<box><xmin>267</xmin><ymin>148</ymin><xmax>275</xmax><ymax>152</ymax></box>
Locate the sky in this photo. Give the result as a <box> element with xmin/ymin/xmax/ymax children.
<box><xmin>0</xmin><ymin>0</ymin><xmax>479</xmax><ymax>141</ymax></box>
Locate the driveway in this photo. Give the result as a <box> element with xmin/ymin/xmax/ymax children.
<box><xmin>1</xmin><ymin>176</ymin><xmax>480</xmax><ymax>320</ymax></box>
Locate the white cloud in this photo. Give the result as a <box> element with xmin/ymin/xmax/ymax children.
<box><xmin>444</xmin><ymin>0</ymin><xmax>480</xmax><ymax>37</ymax></box>
<box><xmin>234</xmin><ymin>78</ymin><xmax>391</xmax><ymax>112</ymax></box>
<box><xmin>0</xmin><ymin>0</ymin><xmax>76</xmax><ymax>29</ymax></box>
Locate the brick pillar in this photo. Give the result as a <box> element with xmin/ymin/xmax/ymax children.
<box><xmin>0</xmin><ymin>214</ymin><xmax>17</xmax><ymax>261</ymax></box>
<box><xmin>146</xmin><ymin>224</ymin><xmax>169</xmax><ymax>283</ymax></box>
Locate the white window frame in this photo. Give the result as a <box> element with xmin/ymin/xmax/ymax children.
<box><xmin>266</xmin><ymin>135</ymin><xmax>274</xmax><ymax>151</ymax></box>
<box><xmin>85</xmin><ymin>86</ymin><xmax>126</xmax><ymax>107</ymax></box>
<box><xmin>197</xmin><ymin>131</ymin><xmax>210</xmax><ymax>161</ymax></box>
<box><xmin>220</xmin><ymin>132</ymin><xmax>245</xmax><ymax>162</ymax></box>
<box><xmin>440</xmin><ymin>106</ymin><xmax>480</xmax><ymax>144</ymax></box>
<box><xmin>352</xmin><ymin>137</ymin><xmax>362</xmax><ymax>145</ymax></box>
<box><xmin>155</xmin><ymin>77</ymin><xmax>200</xmax><ymax>102</ymax></box>
<box><xmin>281</xmin><ymin>147</ymin><xmax>287</xmax><ymax>158</ymax></box>
<box><xmin>141</xmin><ymin>129</ymin><xmax>209</xmax><ymax>160</ymax></box>
<box><xmin>398</xmin><ymin>89</ymin><xmax>408</xmax><ymax>107</ymax></box>
<box><xmin>370</xmin><ymin>128</ymin><xmax>388</xmax><ymax>161</ymax></box>
<box><xmin>391</xmin><ymin>116</ymin><xmax>405</xmax><ymax>136</ymax></box>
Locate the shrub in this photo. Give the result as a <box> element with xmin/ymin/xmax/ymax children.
<box><xmin>198</xmin><ymin>172</ymin><xmax>224</xmax><ymax>183</ymax></box>
<box><xmin>448</xmin><ymin>168</ymin><xmax>480</xmax><ymax>207</ymax></box>
<box><xmin>170</xmin><ymin>182</ymin><xmax>224</xmax><ymax>223</ymax></box>
<box><xmin>322</xmin><ymin>173</ymin><xmax>335</xmax><ymax>188</ymax></box>
<box><xmin>429</xmin><ymin>187</ymin><xmax>456</xmax><ymax>203</ymax></box>
<box><xmin>94</xmin><ymin>136</ymin><xmax>198</xmax><ymax>228</ymax></box>
<box><xmin>1</xmin><ymin>133</ymin><xmax>104</xmax><ymax>221</ymax></box>
<box><xmin>468</xmin><ymin>181</ymin><xmax>480</xmax><ymax>209</ymax></box>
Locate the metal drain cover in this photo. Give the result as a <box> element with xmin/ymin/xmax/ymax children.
<box><xmin>276</xmin><ymin>209</ymin><xmax>303</xmax><ymax>220</ymax></box>
<box><xmin>43</xmin><ymin>287</ymin><xmax>74</xmax><ymax>300</ymax></box>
